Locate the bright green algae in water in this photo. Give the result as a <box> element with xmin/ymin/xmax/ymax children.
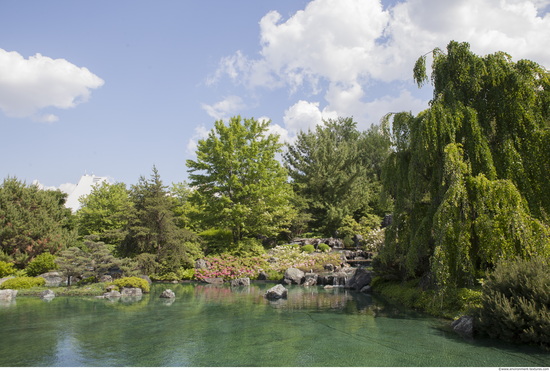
<box><xmin>0</xmin><ymin>283</ymin><xmax>548</xmax><ymax>367</ymax></box>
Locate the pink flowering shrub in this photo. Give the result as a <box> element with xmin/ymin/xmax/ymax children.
<box><xmin>194</xmin><ymin>253</ymin><xmax>268</xmax><ymax>281</ymax></box>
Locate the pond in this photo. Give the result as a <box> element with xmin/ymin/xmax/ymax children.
<box><xmin>0</xmin><ymin>283</ymin><xmax>548</xmax><ymax>367</ymax></box>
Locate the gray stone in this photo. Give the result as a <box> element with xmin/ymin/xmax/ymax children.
<box><xmin>99</xmin><ymin>275</ymin><xmax>113</xmax><ymax>283</ymax></box>
<box><xmin>39</xmin><ymin>272</ymin><xmax>64</xmax><ymax>287</ymax></box>
<box><xmin>230</xmin><ymin>277</ymin><xmax>250</xmax><ymax>287</ymax></box>
<box><xmin>103</xmin><ymin>290</ymin><xmax>121</xmax><ymax>300</ymax></box>
<box><xmin>264</xmin><ymin>284</ymin><xmax>288</xmax><ymax>300</ymax></box>
<box><xmin>105</xmin><ymin>284</ymin><xmax>118</xmax><ymax>292</ymax></box>
<box><xmin>323</xmin><ymin>264</ymin><xmax>335</xmax><ymax>272</ymax></box>
<box><xmin>257</xmin><ymin>271</ymin><xmax>268</xmax><ymax>280</ymax></box>
<box><xmin>284</xmin><ymin>267</ymin><xmax>305</xmax><ymax>285</ymax></box>
<box><xmin>202</xmin><ymin>277</ymin><xmax>224</xmax><ymax>285</ymax></box>
<box><xmin>345</xmin><ymin>268</ymin><xmax>372</xmax><ymax>291</ymax></box>
<box><xmin>360</xmin><ymin>285</ymin><xmax>372</xmax><ymax>294</ymax></box>
<box><xmin>303</xmin><ymin>273</ymin><xmax>318</xmax><ymax>286</ymax></box>
<box><xmin>139</xmin><ymin>275</ymin><xmax>152</xmax><ymax>285</ymax></box>
<box><xmin>160</xmin><ymin>289</ymin><xmax>176</xmax><ymax>299</ymax></box>
<box><xmin>0</xmin><ymin>289</ymin><xmax>17</xmax><ymax>301</ymax></box>
<box><xmin>40</xmin><ymin>289</ymin><xmax>55</xmax><ymax>301</ymax></box>
<box><xmin>451</xmin><ymin>315</ymin><xmax>474</xmax><ymax>338</ymax></box>
<box><xmin>121</xmin><ymin>287</ymin><xmax>143</xmax><ymax>296</ymax></box>
<box><xmin>194</xmin><ymin>258</ymin><xmax>210</xmax><ymax>270</ymax></box>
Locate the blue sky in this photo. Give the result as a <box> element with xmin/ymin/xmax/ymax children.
<box><xmin>1</xmin><ymin>0</ymin><xmax>549</xmax><ymax>191</ymax></box>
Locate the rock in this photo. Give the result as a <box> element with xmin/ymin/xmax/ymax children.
<box><xmin>202</xmin><ymin>277</ymin><xmax>224</xmax><ymax>285</ymax></box>
<box><xmin>382</xmin><ymin>214</ymin><xmax>393</xmax><ymax>228</ymax></box>
<box><xmin>103</xmin><ymin>290</ymin><xmax>121</xmax><ymax>300</ymax></box>
<box><xmin>264</xmin><ymin>284</ymin><xmax>288</xmax><ymax>300</ymax></box>
<box><xmin>451</xmin><ymin>315</ymin><xmax>474</xmax><ymax>338</ymax></box>
<box><xmin>360</xmin><ymin>285</ymin><xmax>372</xmax><ymax>294</ymax></box>
<box><xmin>0</xmin><ymin>289</ymin><xmax>17</xmax><ymax>301</ymax></box>
<box><xmin>105</xmin><ymin>284</ymin><xmax>118</xmax><ymax>292</ymax></box>
<box><xmin>195</xmin><ymin>258</ymin><xmax>210</xmax><ymax>270</ymax></box>
<box><xmin>323</xmin><ymin>264</ymin><xmax>335</xmax><ymax>272</ymax></box>
<box><xmin>40</xmin><ymin>289</ymin><xmax>55</xmax><ymax>301</ymax></box>
<box><xmin>345</xmin><ymin>268</ymin><xmax>372</xmax><ymax>291</ymax></box>
<box><xmin>160</xmin><ymin>289</ymin><xmax>176</xmax><ymax>298</ymax></box>
<box><xmin>39</xmin><ymin>272</ymin><xmax>64</xmax><ymax>287</ymax></box>
<box><xmin>303</xmin><ymin>273</ymin><xmax>318</xmax><ymax>286</ymax></box>
<box><xmin>257</xmin><ymin>271</ymin><xmax>268</xmax><ymax>280</ymax></box>
<box><xmin>99</xmin><ymin>275</ymin><xmax>113</xmax><ymax>283</ymax></box>
<box><xmin>284</xmin><ymin>267</ymin><xmax>305</xmax><ymax>285</ymax></box>
<box><xmin>230</xmin><ymin>278</ymin><xmax>250</xmax><ymax>287</ymax></box>
<box><xmin>352</xmin><ymin>234</ymin><xmax>363</xmax><ymax>247</ymax></box>
<box><xmin>139</xmin><ymin>275</ymin><xmax>152</xmax><ymax>285</ymax></box>
<box><xmin>121</xmin><ymin>288</ymin><xmax>143</xmax><ymax>296</ymax></box>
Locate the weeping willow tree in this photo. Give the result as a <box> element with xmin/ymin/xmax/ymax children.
<box><xmin>379</xmin><ymin>41</ymin><xmax>550</xmax><ymax>289</ymax></box>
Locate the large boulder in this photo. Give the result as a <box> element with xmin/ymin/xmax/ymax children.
<box><xmin>160</xmin><ymin>289</ymin><xmax>176</xmax><ymax>299</ymax></box>
<box><xmin>99</xmin><ymin>275</ymin><xmax>113</xmax><ymax>283</ymax></box>
<box><xmin>40</xmin><ymin>289</ymin><xmax>55</xmax><ymax>301</ymax></box>
<box><xmin>303</xmin><ymin>273</ymin><xmax>318</xmax><ymax>286</ymax></box>
<box><xmin>345</xmin><ymin>268</ymin><xmax>372</xmax><ymax>291</ymax></box>
<box><xmin>121</xmin><ymin>288</ymin><xmax>143</xmax><ymax>296</ymax></box>
<box><xmin>195</xmin><ymin>259</ymin><xmax>210</xmax><ymax>270</ymax></box>
<box><xmin>451</xmin><ymin>315</ymin><xmax>474</xmax><ymax>338</ymax></box>
<box><xmin>103</xmin><ymin>290</ymin><xmax>121</xmax><ymax>299</ymax></box>
<box><xmin>0</xmin><ymin>289</ymin><xmax>17</xmax><ymax>301</ymax></box>
<box><xmin>264</xmin><ymin>284</ymin><xmax>288</xmax><ymax>300</ymax></box>
<box><xmin>284</xmin><ymin>268</ymin><xmax>305</xmax><ymax>285</ymax></box>
<box><xmin>230</xmin><ymin>278</ymin><xmax>250</xmax><ymax>287</ymax></box>
<box><xmin>39</xmin><ymin>272</ymin><xmax>64</xmax><ymax>287</ymax></box>
<box><xmin>202</xmin><ymin>277</ymin><xmax>224</xmax><ymax>285</ymax></box>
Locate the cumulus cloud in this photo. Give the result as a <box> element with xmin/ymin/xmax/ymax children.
<box><xmin>186</xmin><ymin>124</ymin><xmax>210</xmax><ymax>154</ymax></box>
<box><xmin>201</xmin><ymin>95</ymin><xmax>247</xmax><ymax>120</ymax></box>
<box><xmin>283</xmin><ymin>100</ymin><xmax>338</xmax><ymax>136</ymax></box>
<box><xmin>0</xmin><ymin>49</ymin><xmax>104</xmax><ymax>120</ymax></box>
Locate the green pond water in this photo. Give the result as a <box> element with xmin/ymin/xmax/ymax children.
<box><xmin>0</xmin><ymin>283</ymin><xmax>548</xmax><ymax>367</ymax></box>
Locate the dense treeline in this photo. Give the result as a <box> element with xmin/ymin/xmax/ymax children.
<box><xmin>1</xmin><ymin>41</ymin><xmax>548</xmax><ymax>349</ymax></box>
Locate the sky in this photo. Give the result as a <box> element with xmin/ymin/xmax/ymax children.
<box><xmin>1</xmin><ymin>0</ymin><xmax>549</xmax><ymax>192</ymax></box>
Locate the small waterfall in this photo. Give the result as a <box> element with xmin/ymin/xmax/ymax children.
<box><xmin>332</xmin><ymin>274</ymin><xmax>347</xmax><ymax>288</ymax></box>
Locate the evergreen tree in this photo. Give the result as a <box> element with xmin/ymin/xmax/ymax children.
<box><xmin>0</xmin><ymin>177</ymin><xmax>76</xmax><ymax>267</ymax></box>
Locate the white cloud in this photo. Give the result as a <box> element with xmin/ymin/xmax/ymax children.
<box><xmin>186</xmin><ymin>124</ymin><xmax>210</xmax><ymax>154</ymax></box>
<box><xmin>0</xmin><ymin>49</ymin><xmax>104</xmax><ymax>120</ymax></box>
<box><xmin>201</xmin><ymin>95</ymin><xmax>246</xmax><ymax>120</ymax></box>
<box><xmin>283</xmin><ymin>100</ymin><xmax>337</xmax><ymax>136</ymax></box>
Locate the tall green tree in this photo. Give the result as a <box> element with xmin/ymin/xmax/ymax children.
<box><xmin>186</xmin><ymin>116</ymin><xmax>295</xmax><ymax>244</ymax></box>
<box><xmin>77</xmin><ymin>182</ymin><xmax>132</xmax><ymax>246</ymax></box>
<box><xmin>0</xmin><ymin>177</ymin><xmax>76</xmax><ymax>266</ymax></box>
<box><xmin>121</xmin><ymin>167</ymin><xmax>201</xmax><ymax>270</ymax></box>
<box><xmin>284</xmin><ymin>117</ymin><xmax>391</xmax><ymax>236</ymax></box>
<box><xmin>379</xmin><ymin>41</ymin><xmax>550</xmax><ymax>288</ymax></box>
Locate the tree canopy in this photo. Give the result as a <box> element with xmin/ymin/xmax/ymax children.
<box><xmin>186</xmin><ymin>116</ymin><xmax>295</xmax><ymax>244</ymax></box>
<box><xmin>379</xmin><ymin>41</ymin><xmax>550</xmax><ymax>289</ymax></box>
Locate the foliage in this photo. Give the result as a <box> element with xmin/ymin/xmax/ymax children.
<box><xmin>379</xmin><ymin>41</ymin><xmax>550</xmax><ymax>288</ymax></box>
<box><xmin>363</xmin><ymin>228</ymin><xmax>385</xmax><ymax>252</ymax></box>
<box><xmin>477</xmin><ymin>256</ymin><xmax>550</xmax><ymax>350</ymax></box>
<box><xmin>25</xmin><ymin>252</ymin><xmax>58</xmax><ymax>277</ymax></box>
<box><xmin>151</xmin><ymin>268</ymin><xmax>195</xmax><ymax>281</ymax></box>
<box><xmin>284</xmin><ymin>118</ymin><xmax>391</xmax><ymax>236</ymax></box>
<box><xmin>55</xmin><ymin>247</ymin><xmax>90</xmax><ymax>286</ymax></box>
<box><xmin>301</xmin><ymin>244</ymin><xmax>315</xmax><ymax>253</ymax></box>
<box><xmin>0</xmin><ymin>261</ymin><xmax>17</xmax><ymax>277</ymax></box>
<box><xmin>113</xmin><ymin>276</ymin><xmax>150</xmax><ymax>293</ymax></box>
<box><xmin>187</xmin><ymin>116</ymin><xmax>296</xmax><ymax>244</ymax></box>
<box><xmin>76</xmin><ymin>276</ymin><xmax>98</xmax><ymax>286</ymax></box>
<box><xmin>0</xmin><ymin>177</ymin><xmax>76</xmax><ymax>267</ymax></box>
<box><xmin>194</xmin><ymin>254</ymin><xmax>267</xmax><ymax>281</ymax></box>
<box><xmin>77</xmin><ymin>182</ymin><xmax>132</xmax><ymax>246</ymax></box>
<box><xmin>317</xmin><ymin>243</ymin><xmax>330</xmax><ymax>252</ymax></box>
<box><xmin>0</xmin><ymin>276</ymin><xmax>45</xmax><ymax>290</ymax></box>
<box><xmin>121</xmin><ymin>167</ymin><xmax>202</xmax><ymax>270</ymax></box>
<box><xmin>266</xmin><ymin>245</ymin><xmax>341</xmax><ymax>273</ymax></box>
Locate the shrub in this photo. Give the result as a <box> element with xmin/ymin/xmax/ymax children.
<box><xmin>0</xmin><ymin>276</ymin><xmax>46</xmax><ymax>290</ymax></box>
<box><xmin>26</xmin><ymin>253</ymin><xmax>58</xmax><ymax>277</ymax></box>
<box><xmin>195</xmin><ymin>254</ymin><xmax>267</xmax><ymax>281</ymax></box>
<box><xmin>76</xmin><ymin>276</ymin><xmax>98</xmax><ymax>286</ymax></box>
<box><xmin>0</xmin><ymin>261</ymin><xmax>17</xmax><ymax>278</ymax></box>
<box><xmin>301</xmin><ymin>244</ymin><xmax>315</xmax><ymax>253</ymax></box>
<box><xmin>317</xmin><ymin>243</ymin><xmax>330</xmax><ymax>252</ymax></box>
<box><xmin>343</xmin><ymin>236</ymin><xmax>355</xmax><ymax>248</ymax></box>
<box><xmin>178</xmin><ymin>268</ymin><xmax>195</xmax><ymax>280</ymax></box>
<box><xmin>477</xmin><ymin>256</ymin><xmax>549</xmax><ymax>350</ymax></box>
<box><xmin>113</xmin><ymin>277</ymin><xmax>150</xmax><ymax>293</ymax></box>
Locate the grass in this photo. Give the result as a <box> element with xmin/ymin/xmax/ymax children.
<box><xmin>16</xmin><ymin>283</ymin><xmax>108</xmax><ymax>297</ymax></box>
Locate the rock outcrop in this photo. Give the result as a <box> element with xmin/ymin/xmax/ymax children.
<box><xmin>284</xmin><ymin>268</ymin><xmax>305</xmax><ymax>285</ymax></box>
<box><xmin>345</xmin><ymin>268</ymin><xmax>372</xmax><ymax>291</ymax></box>
<box><xmin>451</xmin><ymin>315</ymin><xmax>474</xmax><ymax>338</ymax></box>
<box><xmin>39</xmin><ymin>272</ymin><xmax>64</xmax><ymax>287</ymax></box>
<box><xmin>160</xmin><ymin>289</ymin><xmax>176</xmax><ymax>298</ymax></box>
<box><xmin>303</xmin><ymin>273</ymin><xmax>318</xmax><ymax>286</ymax></box>
<box><xmin>121</xmin><ymin>288</ymin><xmax>143</xmax><ymax>296</ymax></box>
<box><xmin>40</xmin><ymin>289</ymin><xmax>55</xmax><ymax>301</ymax></box>
<box><xmin>264</xmin><ymin>284</ymin><xmax>288</xmax><ymax>300</ymax></box>
<box><xmin>230</xmin><ymin>278</ymin><xmax>250</xmax><ymax>287</ymax></box>
<box><xmin>0</xmin><ymin>289</ymin><xmax>17</xmax><ymax>301</ymax></box>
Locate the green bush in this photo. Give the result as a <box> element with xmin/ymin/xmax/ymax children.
<box><xmin>0</xmin><ymin>276</ymin><xmax>46</xmax><ymax>290</ymax></box>
<box><xmin>265</xmin><ymin>270</ymin><xmax>284</xmax><ymax>281</ymax></box>
<box><xmin>26</xmin><ymin>252</ymin><xmax>58</xmax><ymax>277</ymax></box>
<box><xmin>477</xmin><ymin>256</ymin><xmax>549</xmax><ymax>350</ymax></box>
<box><xmin>301</xmin><ymin>244</ymin><xmax>315</xmax><ymax>253</ymax></box>
<box><xmin>317</xmin><ymin>243</ymin><xmax>330</xmax><ymax>252</ymax></box>
<box><xmin>178</xmin><ymin>268</ymin><xmax>195</xmax><ymax>280</ymax></box>
<box><xmin>76</xmin><ymin>276</ymin><xmax>98</xmax><ymax>286</ymax></box>
<box><xmin>113</xmin><ymin>276</ymin><xmax>150</xmax><ymax>293</ymax></box>
<box><xmin>0</xmin><ymin>261</ymin><xmax>17</xmax><ymax>278</ymax></box>
<box><xmin>343</xmin><ymin>236</ymin><xmax>355</xmax><ymax>248</ymax></box>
